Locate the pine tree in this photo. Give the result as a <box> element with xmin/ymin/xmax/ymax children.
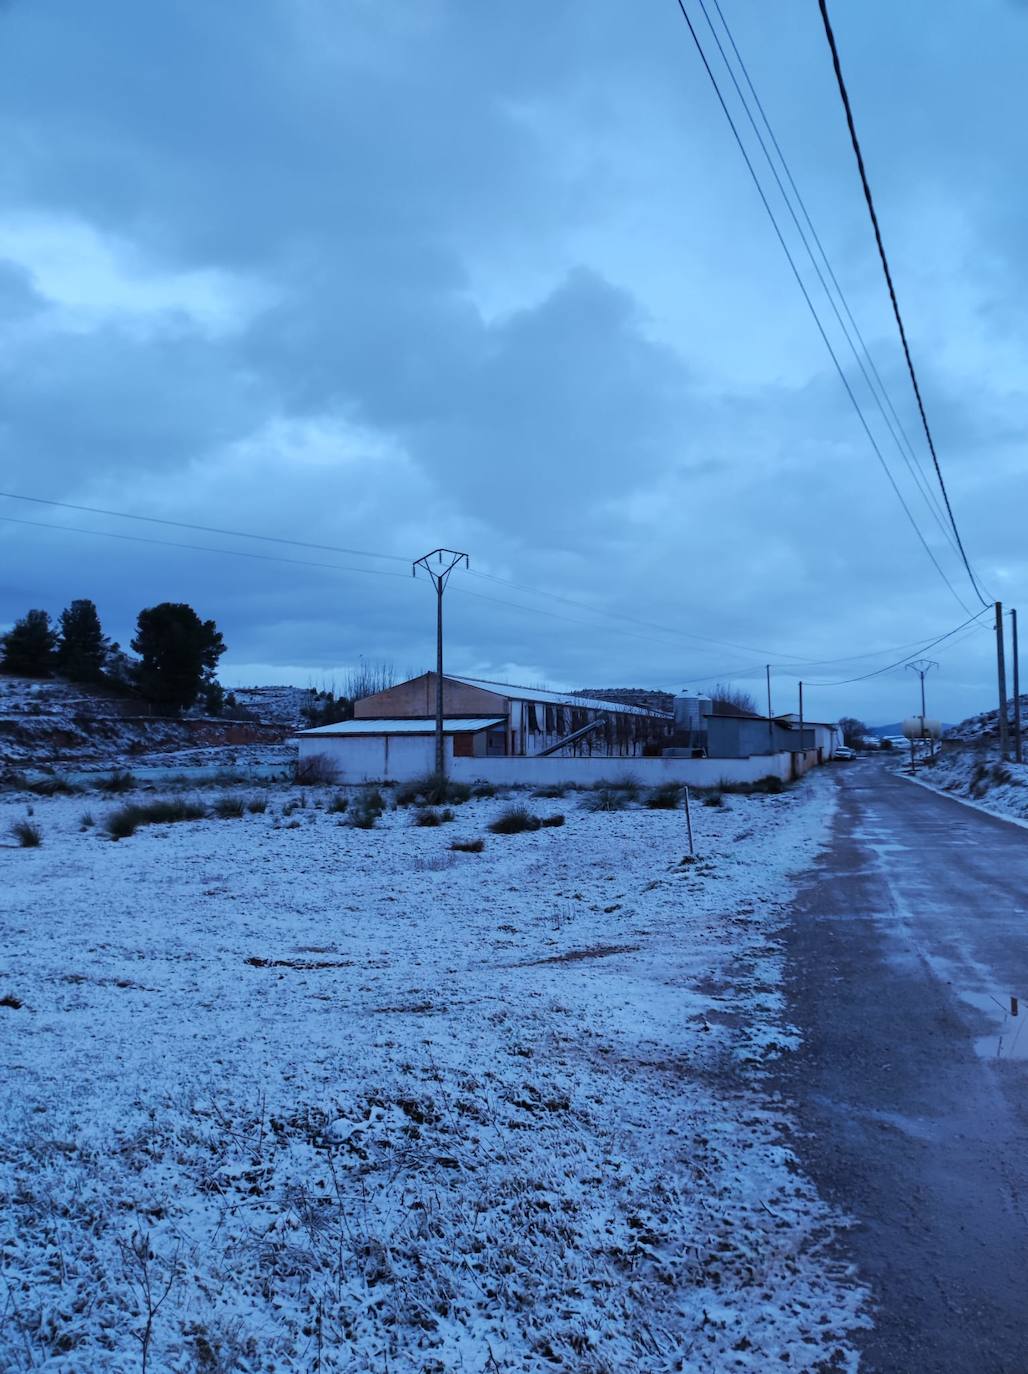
<box><xmin>1</xmin><ymin>609</ymin><xmax>58</xmax><ymax>677</ymax></box>
<box><xmin>131</xmin><ymin>603</ymin><xmax>226</xmax><ymax>713</ymax></box>
<box><xmin>56</xmin><ymin>599</ymin><xmax>110</xmax><ymax>682</ymax></box>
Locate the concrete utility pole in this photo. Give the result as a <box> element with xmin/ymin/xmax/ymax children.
<box><xmin>996</xmin><ymin>601</ymin><xmax>1009</xmax><ymax>761</ymax></box>
<box><xmin>798</xmin><ymin>680</ymin><xmax>805</xmax><ymax>758</ymax></box>
<box><xmin>412</xmin><ymin>548</ymin><xmax>469</xmax><ymax>776</ymax></box>
<box><xmin>1011</xmin><ymin>608</ymin><xmax>1023</xmax><ymax>765</ymax></box>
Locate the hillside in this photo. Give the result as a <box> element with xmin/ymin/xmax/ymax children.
<box><xmin>908</xmin><ymin>696</ymin><xmax>1028</xmax><ymax>824</ymax></box>
<box><xmin>0</xmin><ymin>675</ymin><xmax>293</xmax><ymax>774</ymax></box>
<box><xmin>944</xmin><ymin>695</ymin><xmax>1028</xmax><ymax>744</ymax></box>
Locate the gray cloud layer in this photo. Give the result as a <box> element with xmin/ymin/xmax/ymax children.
<box><xmin>1</xmin><ymin>0</ymin><xmax>1025</xmax><ymax>722</ymax></box>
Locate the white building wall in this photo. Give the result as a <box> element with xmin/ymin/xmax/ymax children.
<box><xmin>298</xmin><ymin>733</ymin><xmax>443</xmax><ymax>782</ymax></box>
<box><xmin>449</xmin><ymin>753</ymin><xmax>794</xmax><ymax>788</ymax></box>
<box><xmin>298</xmin><ymin>733</ymin><xmax>797</xmax><ymax>786</ymax></box>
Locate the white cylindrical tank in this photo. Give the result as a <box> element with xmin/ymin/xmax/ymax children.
<box><xmin>674</xmin><ymin>692</ymin><xmax>712</xmax><ymax>734</ymax></box>
<box><xmin>902</xmin><ymin>716</ymin><xmax>942</xmax><ymax>741</ymax></box>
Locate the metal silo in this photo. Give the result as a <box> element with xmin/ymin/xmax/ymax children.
<box><xmin>671</xmin><ymin>691</ymin><xmax>712</xmax><ymax>754</ymax></box>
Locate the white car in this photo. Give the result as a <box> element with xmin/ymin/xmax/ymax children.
<box><xmin>834</xmin><ymin>745</ymin><xmax>856</xmax><ymax>760</ymax></box>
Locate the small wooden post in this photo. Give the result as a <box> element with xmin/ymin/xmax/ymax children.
<box><xmin>1012</xmin><ymin>996</ymin><xmax>1019</xmax><ymax>1018</ymax></box>
<box><xmin>684</xmin><ymin>785</ymin><xmax>694</xmax><ymax>857</ymax></box>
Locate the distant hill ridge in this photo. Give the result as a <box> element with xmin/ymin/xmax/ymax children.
<box><xmin>572</xmin><ymin>687</ymin><xmax>675</xmax><ymax>714</ymax></box>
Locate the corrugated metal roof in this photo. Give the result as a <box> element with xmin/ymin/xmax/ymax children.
<box><xmin>448</xmin><ymin>675</ymin><xmax>670</xmax><ymax>718</ymax></box>
<box><xmin>299</xmin><ymin>716</ymin><xmax>505</xmax><ymax>737</ymax></box>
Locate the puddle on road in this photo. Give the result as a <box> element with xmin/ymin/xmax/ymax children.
<box><xmin>958</xmin><ymin>989</ymin><xmax>1028</xmax><ymax>1061</ymax></box>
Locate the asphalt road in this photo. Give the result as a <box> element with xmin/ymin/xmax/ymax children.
<box><xmin>782</xmin><ymin>760</ymin><xmax>1028</xmax><ymax>1374</ymax></box>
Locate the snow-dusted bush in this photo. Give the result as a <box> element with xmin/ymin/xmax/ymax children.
<box><xmin>104</xmin><ymin>799</ymin><xmax>206</xmax><ymax>839</ymax></box>
<box><xmin>489</xmin><ymin>805</ymin><xmax>541</xmax><ymax>834</ymax></box>
<box><xmin>293</xmin><ymin>752</ymin><xmax>340</xmax><ymax>784</ymax></box>
<box><xmin>11</xmin><ymin>819</ymin><xmax>41</xmax><ymax>847</ymax></box>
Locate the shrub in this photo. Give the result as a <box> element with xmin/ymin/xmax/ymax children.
<box><xmin>533</xmin><ymin>783</ymin><xmax>567</xmax><ymax>799</ymax></box>
<box><xmin>12</xmin><ymin>820</ymin><xmax>42</xmax><ymax>847</ymax></box>
<box><xmin>348</xmin><ymin>788</ymin><xmax>386</xmax><ymax>830</ymax></box>
<box><xmin>326</xmin><ymin>794</ymin><xmax>349</xmax><ymax>814</ymax></box>
<box><xmin>646</xmin><ymin>782</ymin><xmax>683</xmax><ymax>810</ymax></box>
<box><xmin>246</xmin><ymin>796</ymin><xmax>268</xmax><ymax>814</ymax></box>
<box><xmin>104</xmin><ymin>798</ymin><xmax>207</xmax><ymax>839</ymax></box>
<box><xmin>489</xmin><ymin>806</ymin><xmax>541</xmax><ymax>835</ymax></box>
<box><xmin>80</xmin><ymin>811</ymin><xmax>95</xmax><ymax>830</ymax></box>
<box><xmin>26</xmin><ymin>775</ymin><xmax>78</xmax><ymax>797</ymax></box>
<box><xmin>702</xmin><ymin>793</ymin><xmax>724</xmax><ymax>808</ymax></box>
<box><xmin>752</xmin><ymin>774</ymin><xmax>786</xmax><ymax>794</ymax></box>
<box><xmin>540</xmin><ymin>813</ymin><xmax>565</xmax><ymax>827</ymax></box>
<box><xmin>471</xmin><ymin>782</ymin><xmax>496</xmax><ymax>798</ymax></box>
<box><xmin>213</xmin><ymin>795</ymin><xmax>246</xmax><ymax>819</ymax></box>
<box><xmin>293</xmin><ymin>753</ymin><xmax>340</xmax><ymax>785</ymax></box>
<box><xmin>396</xmin><ymin>774</ymin><xmax>471</xmax><ymax>807</ymax></box>
<box><xmin>96</xmin><ymin>769</ymin><xmax>135</xmax><ymax>794</ymax></box>
<box><xmin>415</xmin><ymin>808</ymin><xmax>443</xmax><ymax>827</ymax></box>
<box><xmin>594</xmin><ymin>776</ymin><xmax>639</xmax><ymax>799</ymax></box>
<box><xmin>451</xmin><ymin>837</ymin><xmax>485</xmax><ymax>853</ymax></box>
<box><xmin>583</xmin><ymin>787</ymin><xmax>628</xmax><ymax>812</ymax></box>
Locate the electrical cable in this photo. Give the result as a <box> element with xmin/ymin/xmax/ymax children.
<box><xmin>802</xmin><ymin>608</ymin><xmax>992</xmax><ymax>685</ymax></box>
<box><xmin>702</xmin><ymin>0</ymin><xmax>962</xmax><ymax>561</ymax></box>
<box><xmin>816</xmin><ymin>0</ymin><xmax>992</xmax><ymax>607</ymax></box>
<box><xmin>0</xmin><ymin>490</ymin><xmax>408</xmax><ymax>565</ymax></box>
<box><xmin>0</xmin><ymin>503</ymin><xmax>993</xmax><ymax>688</ymax></box>
<box><xmin>670</xmin><ymin>0</ymin><xmax>976</xmax><ymax>616</ymax></box>
<box><xmin>0</xmin><ymin>515</ymin><xmax>410</xmax><ymax>580</ymax></box>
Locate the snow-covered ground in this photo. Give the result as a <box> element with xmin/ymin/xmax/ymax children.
<box><xmin>1</xmin><ymin>775</ymin><xmax>867</xmax><ymax>1372</ymax></box>
<box><xmin>909</xmin><ymin>745</ymin><xmax>1028</xmax><ymax>824</ymax></box>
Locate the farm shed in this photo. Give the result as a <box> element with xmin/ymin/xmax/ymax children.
<box><xmin>349</xmin><ymin>672</ymin><xmax>673</xmax><ymax>758</ymax></box>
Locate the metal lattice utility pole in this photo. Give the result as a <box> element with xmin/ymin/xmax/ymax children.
<box><xmin>1011</xmin><ymin>608</ymin><xmax>1023</xmax><ymax>765</ymax></box>
<box><xmin>996</xmin><ymin>601</ymin><xmax>1009</xmax><ymax>761</ymax></box>
<box><xmin>413</xmin><ymin>549</ymin><xmax>468</xmax><ymax>776</ymax></box>
<box><xmin>906</xmin><ymin>659</ymin><xmax>938</xmax><ymax>759</ymax></box>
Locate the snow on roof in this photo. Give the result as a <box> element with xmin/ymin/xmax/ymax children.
<box><xmin>448</xmin><ymin>675</ymin><xmax>670</xmax><ymax>717</ymax></box>
<box><xmin>298</xmin><ymin>716</ymin><xmax>505</xmax><ymax>737</ymax></box>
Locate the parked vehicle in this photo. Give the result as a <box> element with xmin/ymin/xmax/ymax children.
<box><xmin>833</xmin><ymin>745</ymin><xmax>856</xmax><ymax>760</ymax></box>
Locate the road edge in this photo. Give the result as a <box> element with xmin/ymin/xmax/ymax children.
<box><xmin>895</xmin><ymin>769</ymin><xmax>1028</xmax><ymax>833</ymax></box>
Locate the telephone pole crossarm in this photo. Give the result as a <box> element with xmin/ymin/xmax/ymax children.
<box><xmin>413</xmin><ymin>548</ymin><xmax>469</xmax><ymax>777</ymax></box>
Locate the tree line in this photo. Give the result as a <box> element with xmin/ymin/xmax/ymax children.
<box><xmin>1</xmin><ymin>600</ymin><xmax>227</xmax><ymax>715</ymax></box>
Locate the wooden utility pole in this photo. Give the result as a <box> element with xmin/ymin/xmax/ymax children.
<box><xmin>412</xmin><ymin>549</ymin><xmax>469</xmax><ymax>776</ymax></box>
<box><xmin>996</xmin><ymin>601</ymin><xmax>1009</xmax><ymax>761</ymax></box>
<box><xmin>766</xmin><ymin>664</ymin><xmax>774</xmax><ymax>753</ymax></box>
<box><xmin>1012</xmin><ymin>608</ymin><xmax>1023</xmax><ymax>765</ymax></box>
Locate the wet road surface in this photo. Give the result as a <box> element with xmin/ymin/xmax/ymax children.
<box><xmin>782</xmin><ymin>761</ymin><xmax>1028</xmax><ymax>1373</ymax></box>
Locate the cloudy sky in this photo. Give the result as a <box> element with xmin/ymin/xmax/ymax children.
<box><xmin>1</xmin><ymin>0</ymin><xmax>1025</xmax><ymax>724</ymax></box>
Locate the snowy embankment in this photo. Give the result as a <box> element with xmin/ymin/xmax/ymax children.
<box><xmin>912</xmin><ymin>746</ymin><xmax>1028</xmax><ymax>824</ymax></box>
<box><xmin>1</xmin><ymin>776</ymin><xmax>866</xmax><ymax>1372</ymax></box>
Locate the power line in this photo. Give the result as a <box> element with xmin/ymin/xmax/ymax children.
<box><xmin>816</xmin><ymin>0</ymin><xmax>991</xmax><ymax>608</ymax></box>
<box><xmin>0</xmin><ymin>502</ymin><xmax>995</xmax><ymax>685</ymax></box>
<box><xmin>669</xmin><ymin>0</ymin><xmax>976</xmax><ymax>616</ymax></box>
<box><xmin>0</xmin><ymin>515</ymin><xmax>410</xmax><ymax>580</ymax></box>
<box><xmin>0</xmin><ymin>490</ymin><xmax>408</xmax><ymax>565</ymax></box>
<box><xmin>465</xmin><ymin>567</ymin><xmax>813</xmax><ymax>661</ymax></box>
<box><xmin>803</xmin><ymin>608</ymin><xmax>992</xmax><ymax>686</ymax></box>
<box><xmin>702</xmin><ymin>0</ymin><xmax>962</xmax><ymax>561</ymax></box>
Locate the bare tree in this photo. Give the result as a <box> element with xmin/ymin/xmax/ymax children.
<box><xmin>709</xmin><ymin>682</ymin><xmax>759</xmax><ymax>716</ymax></box>
<box><xmin>343</xmin><ymin>660</ymin><xmax>397</xmax><ymax>702</ymax></box>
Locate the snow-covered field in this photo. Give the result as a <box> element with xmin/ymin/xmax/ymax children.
<box><xmin>1</xmin><ymin>775</ymin><xmax>866</xmax><ymax>1372</ymax></box>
